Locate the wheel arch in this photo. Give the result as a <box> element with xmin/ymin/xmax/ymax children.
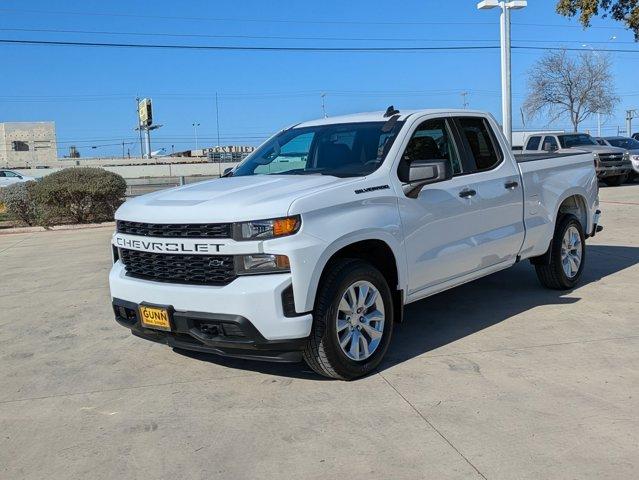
<box><xmin>302</xmin><ymin>232</ymin><xmax>406</xmax><ymax>321</ymax></box>
<box><xmin>531</xmin><ymin>191</ymin><xmax>590</xmax><ymax>266</ymax></box>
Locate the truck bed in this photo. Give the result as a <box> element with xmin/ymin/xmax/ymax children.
<box><xmin>514</xmin><ymin>152</ymin><xmax>588</xmax><ymax>163</ymax></box>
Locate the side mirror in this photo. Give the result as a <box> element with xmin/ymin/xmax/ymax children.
<box><xmin>222</xmin><ymin>167</ymin><xmax>233</xmax><ymax>177</ymax></box>
<box><xmin>543</xmin><ymin>143</ymin><xmax>558</xmax><ymax>152</ymax></box>
<box><xmin>405</xmin><ymin>159</ymin><xmax>452</xmax><ymax>198</ymax></box>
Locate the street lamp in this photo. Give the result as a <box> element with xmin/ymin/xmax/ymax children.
<box><xmin>477</xmin><ymin>0</ymin><xmax>527</xmax><ymax>146</ymax></box>
<box><xmin>192</xmin><ymin>122</ymin><xmax>201</xmax><ymax>151</ymax></box>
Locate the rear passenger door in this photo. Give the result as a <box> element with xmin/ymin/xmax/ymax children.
<box><xmin>451</xmin><ymin>116</ymin><xmax>525</xmax><ymax>272</ymax></box>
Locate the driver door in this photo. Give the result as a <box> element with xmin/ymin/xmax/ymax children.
<box><xmin>396</xmin><ymin>116</ymin><xmax>482</xmax><ymax>296</ymax></box>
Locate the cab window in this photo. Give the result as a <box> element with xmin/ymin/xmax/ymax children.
<box><xmin>398</xmin><ymin>118</ymin><xmax>461</xmax><ymax>182</ymax></box>
<box><xmin>526</xmin><ymin>136</ymin><xmax>541</xmax><ymax>151</ymax></box>
<box><xmin>542</xmin><ymin>136</ymin><xmax>558</xmax><ymax>151</ymax></box>
<box><xmin>457</xmin><ymin>117</ymin><xmax>503</xmax><ymax>171</ymax></box>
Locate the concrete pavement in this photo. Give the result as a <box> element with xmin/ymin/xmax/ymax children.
<box><xmin>1</xmin><ymin>184</ymin><xmax>638</xmax><ymax>479</ymax></box>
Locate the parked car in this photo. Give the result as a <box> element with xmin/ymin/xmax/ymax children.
<box><xmin>523</xmin><ymin>132</ymin><xmax>631</xmax><ymax>186</ymax></box>
<box><xmin>595</xmin><ymin>136</ymin><xmax>639</xmax><ymax>181</ymax></box>
<box><xmin>0</xmin><ymin>170</ymin><xmax>35</xmax><ymax>188</ymax></box>
<box><xmin>109</xmin><ymin>108</ymin><xmax>601</xmax><ymax>379</ymax></box>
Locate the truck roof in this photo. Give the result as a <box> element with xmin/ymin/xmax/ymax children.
<box><xmin>295</xmin><ymin>109</ymin><xmax>488</xmax><ymax>128</ymax></box>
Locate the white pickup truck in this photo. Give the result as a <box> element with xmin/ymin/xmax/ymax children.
<box><xmin>109</xmin><ymin>108</ymin><xmax>601</xmax><ymax>380</ymax></box>
<box><xmin>522</xmin><ymin>132</ymin><xmax>631</xmax><ymax>186</ymax></box>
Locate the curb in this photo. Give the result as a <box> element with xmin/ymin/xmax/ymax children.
<box><xmin>0</xmin><ymin>222</ymin><xmax>115</xmax><ymax>235</ymax></box>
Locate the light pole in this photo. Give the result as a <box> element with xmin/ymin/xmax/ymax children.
<box><xmin>477</xmin><ymin>0</ymin><xmax>527</xmax><ymax>147</ymax></box>
<box><xmin>192</xmin><ymin>122</ymin><xmax>200</xmax><ymax>151</ymax></box>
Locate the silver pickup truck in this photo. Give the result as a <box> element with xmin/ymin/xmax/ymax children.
<box><xmin>523</xmin><ymin>132</ymin><xmax>631</xmax><ymax>186</ymax></box>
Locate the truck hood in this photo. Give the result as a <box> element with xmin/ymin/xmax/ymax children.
<box><xmin>116</xmin><ymin>175</ymin><xmax>358</xmax><ymax>223</ymax></box>
<box><xmin>569</xmin><ymin>145</ymin><xmax>626</xmax><ymax>154</ymax></box>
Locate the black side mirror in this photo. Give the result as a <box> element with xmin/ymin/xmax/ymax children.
<box><xmin>222</xmin><ymin>167</ymin><xmax>233</xmax><ymax>177</ymax></box>
<box><xmin>405</xmin><ymin>159</ymin><xmax>452</xmax><ymax>198</ymax></box>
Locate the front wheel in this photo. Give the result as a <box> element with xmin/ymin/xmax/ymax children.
<box><xmin>535</xmin><ymin>214</ymin><xmax>586</xmax><ymax>290</ymax></box>
<box><xmin>303</xmin><ymin>259</ymin><xmax>394</xmax><ymax>380</ymax></box>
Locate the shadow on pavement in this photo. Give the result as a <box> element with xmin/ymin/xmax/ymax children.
<box><xmin>175</xmin><ymin>245</ymin><xmax>639</xmax><ymax>379</ymax></box>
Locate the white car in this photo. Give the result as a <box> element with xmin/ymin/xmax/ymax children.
<box><xmin>0</xmin><ymin>170</ymin><xmax>35</xmax><ymax>188</ymax></box>
<box><xmin>109</xmin><ymin>108</ymin><xmax>601</xmax><ymax>379</ymax></box>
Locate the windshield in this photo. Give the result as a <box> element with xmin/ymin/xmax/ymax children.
<box><xmin>232</xmin><ymin>121</ymin><xmax>404</xmax><ymax>178</ymax></box>
<box><xmin>606</xmin><ymin>137</ymin><xmax>639</xmax><ymax>150</ymax></box>
<box><xmin>558</xmin><ymin>134</ymin><xmax>597</xmax><ymax>148</ymax></box>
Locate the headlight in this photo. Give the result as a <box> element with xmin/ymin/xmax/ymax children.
<box><xmin>233</xmin><ymin>215</ymin><xmax>301</xmax><ymax>241</ymax></box>
<box><xmin>235</xmin><ymin>254</ymin><xmax>290</xmax><ymax>275</ymax></box>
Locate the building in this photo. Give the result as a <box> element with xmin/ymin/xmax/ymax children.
<box><xmin>172</xmin><ymin>145</ymin><xmax>256</xmax><ymax>162</ymax></box>
<box><xmin>0</xmin><ymin>122</ymin><xmax>58</xmax><ymax>168</ymax></box>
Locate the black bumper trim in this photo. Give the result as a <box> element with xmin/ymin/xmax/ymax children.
<box><xmin>112</xmin><ymin>298</ymin><xmax>307</xmax><ymax>363</ymax></box>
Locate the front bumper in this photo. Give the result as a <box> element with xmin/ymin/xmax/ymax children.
<box><xmin>597</xmin><ymin>163</ymin><xmax>632</xmax><ymax>178</ymax></box>
<box><xmin>109</xmin><ymin>261</ymin><xmax>313</xmax><ymax>361</ymax></box>
<box><xmin>113</xmin><ymin>298</ymin><xmax>306</xmax><ymax>362</ymax></box>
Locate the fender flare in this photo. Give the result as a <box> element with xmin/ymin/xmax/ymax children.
<box><xmin>300</xmin><ymin>229</ymin><xmax>407</xmax><ymax>313</ymax></box>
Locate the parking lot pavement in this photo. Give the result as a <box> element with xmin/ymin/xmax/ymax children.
<box><xmin>1</xmin><ymin>185</ymin><xmax>638</xmax><ymax>480</ymax></box>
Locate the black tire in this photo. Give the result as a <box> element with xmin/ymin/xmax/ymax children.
<box><xmin>603</xmin><ymin>175</ymin><xmax>626</xmax><ymax>186</ymax></box>
<box><xmin>303</xmin><ymin>259</ymin><xmax>394</xmax><ymax>380</ymax></box>
<box><xmin>535</xmin><ymin>214</ymin><xmax>586</xmax><ymax>290</ymax></box>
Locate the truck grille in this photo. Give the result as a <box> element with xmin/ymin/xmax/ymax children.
<box><xmin>116</xmin><ymin>220</ymin><xmax>232</xmax><ymax>239</ymax></box>
<box><xmin>598</xmin><ymin>153</ymin><xmax>625</xmax><ymax>164</ymax></box>
<box><xmin>119</xmin><ymin>249</ymin><xmax>236</xmax><ymax>286</ymax></box>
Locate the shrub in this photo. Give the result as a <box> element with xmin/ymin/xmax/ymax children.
<box><xmin>35</xmin><ymin>168</ymin><xmax>127</xmax><ymax>224</ymax></box>
<box><xmin>0</xmin><ymin>181</ymin><xmax>41</xmax><ymax>226</ymax></box>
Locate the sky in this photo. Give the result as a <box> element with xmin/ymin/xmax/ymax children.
<box><xmin>0</xmin><ymin>0</ymin><xmax>638</xmax><ymax>157</ymax></box>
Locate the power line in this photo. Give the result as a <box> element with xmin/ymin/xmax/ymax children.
<box><xmin>0</xmin><ymin>38</ymin><xmax>501</xmax><ymax>52</ymax></box>
<box><xmin>0</xmin><ymin>38</ymin><xmax>637</xmax><ymax>54</ymax></box>
<box><xmin>3</xmin><ymin>27</ymin><xmax>636</xmax><ymax>45</ymax></box>
<box><xmin>0</xmin><ymin>8</ymin><xmax>631</xmax><ymax>30</ymax></box>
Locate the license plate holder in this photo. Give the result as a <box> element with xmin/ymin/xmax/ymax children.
<box><xmin>139</xmin><ymin>304</ymin><xmax>172</xmax><ymax>331</ymax></box>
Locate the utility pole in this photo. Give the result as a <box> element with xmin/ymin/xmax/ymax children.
<box><xmin>626</xmin><ymin>109</ymin><xmax>638</xmax><ymax>136</ymax></box>
<box><xmin>321</xmin><ymin>92</ymin><xmax>328</xmax><ymax>117</ymax></box>
<box><xmin>461</xmin><ymin>91</ymin><xmax>469</xmax><ymax>109</ymax></box>
<box><xmin>192</xmin><ymin>122</ymin><xmax>200</xmax><ymax>151</ymax></box>
<box><xmin>215</xmin><ymin>92</ymin><xmax>222</xmax><ymax>177</ymax></box>
<box><xmin>136</xmin><ymin>96</ymin><xmax>144</xmax><ymax>157</ymax></box>
<box><xmin>597</xmin><ymin>112</ymin><xmax>602</xmax><ymax>137</ymax></box>
<box><xmin>477</xmin><ymin>1</ymin><xmax>527</xmax><ymax>146</ymax></box>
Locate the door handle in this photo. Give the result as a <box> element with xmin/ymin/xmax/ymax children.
<box><xmin>504</xmin><ymin>180</ymin><xmax>519</xmax><ymax>189</ymax></box>
<box><xmin>458</xmin><ymin>188</ymin><xmax>477</xmax><ymax>198</ymax></box>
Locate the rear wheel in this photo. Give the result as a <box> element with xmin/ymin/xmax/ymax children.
<box><xmin>535</xmin><ymin>214</ymin><xmax>586</xmax><ymax>290</ymax></box>
<box><xmin>303</xmin><ymin>259</ymin><xmax>394</xmax><ymax>380</ymax></box>
<box><xmin>603</xmin><ymin>174</ymin><xmax>626</xmax><ymax>186</ymax></box>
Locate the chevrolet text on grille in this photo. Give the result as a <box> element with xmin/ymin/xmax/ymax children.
<box><xmin>115</xmin><ymin>236</ymin><xmax>223</xmax><ymax>253</ymax></box>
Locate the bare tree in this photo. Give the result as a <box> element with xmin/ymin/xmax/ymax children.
<box><xmin>524</xmin><ymin>50</ymin><xmax>619</xmax><ymax>132</ymax></box>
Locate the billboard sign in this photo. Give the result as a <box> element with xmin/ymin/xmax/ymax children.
<box><xmin>138</xmin><ymin>98</ymin><xmax>153</xmax><ymax>127</ymax></box>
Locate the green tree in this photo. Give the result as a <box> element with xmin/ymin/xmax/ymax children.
<box><xmin>557</xmin><ymin>0</ymin><xmax>639</xmax><ymax>39</ymax></box>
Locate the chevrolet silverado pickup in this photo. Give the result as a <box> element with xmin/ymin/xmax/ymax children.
<box><xmin>523</xmin><ymin>132</ymin><xmax>631</xmax><ymax>186</ymax></box>
<box><xmin>110</xmin><ymin>108</ymin><xmax>601</xmax><ymax>380</ymax></box>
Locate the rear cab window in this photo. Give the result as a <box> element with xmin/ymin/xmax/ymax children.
<box><xmin>456</xmin><ymin>117</ymin><xmax>503</xmax><ymax>172</ymax></box>
<box><xmin>542</xmin><ymin>136</ymin><xmax>558</xmax><ymax>151</ymax></box>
